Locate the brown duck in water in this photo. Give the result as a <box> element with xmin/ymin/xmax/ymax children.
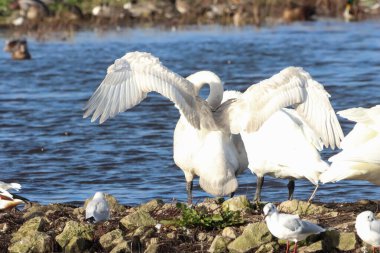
<box><xmin>4</xmin><ymin>39</ymin><xmax>31</xmax><ymax>60</ymax></box>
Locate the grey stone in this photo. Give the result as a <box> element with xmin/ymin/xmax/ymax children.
<box><xmin>8</xmin><ymin>231</ymin><xmax>53</xmax><ymax>253</ymax></box>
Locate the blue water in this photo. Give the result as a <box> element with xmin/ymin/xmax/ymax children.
<box><xmin>1</xmin><ymin>21</ymin><xmax>379</xmax><ymax>205</ymax></box>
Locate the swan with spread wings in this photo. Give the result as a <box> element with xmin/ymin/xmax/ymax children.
<box><xmin>83</xmin><ymin>51</ymin><xmax>342</xmax><ymax>204</ymax></box>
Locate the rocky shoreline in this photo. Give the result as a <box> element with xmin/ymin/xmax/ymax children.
<box><xmin>1</xmin><ymin>195</ymin><xmax>379</xmax><ymax>253</ymax></box>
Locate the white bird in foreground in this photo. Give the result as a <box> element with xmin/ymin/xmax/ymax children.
<box><xmin>263</xmin><ymin>203</ymin><xmax>325</xmax><ymax>253</ymax></box>
<box><xmin>0</xmin><ymin>181</ymin><xmax>22</xmax><ymax>199</ymax></box>
<box><xmin>84</xmin><ymin>51</ymin><xmax>343</xmax><ymax>204</ymax></box>
<box><xmin>0</xmin><ymin>181</ymin><xmax>24</xmax><ymax>210</ymax></box>
<box><xmin>320</xmin><ymin>105</ymin><xmax>380</xmax><ymax>185</ymax></box>
<box><xmin>85</xmin><ymin>192</ymin><xmax>110</xmax><ymax>223</ymax></box>
<box><xmin>356</xmin><ymin>211</ymin><xmax>380</xmax><ymax>252</ymax></box>
<box><xmin>223</xmin><ymin>91</ymin><xmax>340</xmax><ymax>203</ymax></box>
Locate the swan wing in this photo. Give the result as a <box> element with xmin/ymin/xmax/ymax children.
<box><xmin>338</xmin><ymin>105</ymin><xmax>380</xmax><ymax>130</ymax></box>
<box><xmin>83</xmin><ymin>51</ymin><xmax>200</xmax><ymax>128</ymax></box>
<box><xmin>215</xmin><ymin>67</ymin><xmax>343</xmax><ymax>149</ymax></box>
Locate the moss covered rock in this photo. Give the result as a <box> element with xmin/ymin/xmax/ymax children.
<box><xmin>278</xmin><ymin>200</ymin><xmax>330</xmax><ymax>216</ymax></box>
<box><xmin>138</xmin><ymin>199</ymin><xmax>163</xmax><ymax>212</ymax></box>
<box><xmin>11</xmin><ymin>217</ymin><xmax>47</xmax><ymax>243</ymax></box>
<box><xmin>8</xmin><ymin>231</ymin><xmax>53</xmax><ymax>253</ymax></box>
<box><xmin>120</xmin><ymin>210</ymin><xmax>156</xmax><ymax>230</ymax></box>
<box><xmin>222</xmin><ymin>196</ymin><xmax>250</xmax><ymax>212</ymax></box>
<box><xmin>55</xmin><ymin>221</ymin><xmax>94</xmax><ymax>253</ymax></box>
<box><xmin>227</xmin><ymin>222</ymin><xmax>272</xmax><ymax>253</ymax></box>
<box><xmin>208</xmin><ymin>235</ymin><xmax>231</xmax><ymax>253</ymax></box>
<box><xmin>99</xmin><ymin>229</ymin><xmax>124</xmax><ymax>252</ymax></box>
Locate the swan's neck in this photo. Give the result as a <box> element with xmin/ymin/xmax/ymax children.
<box><xmin>186</xmin><ymin>71</ymin><xmax>223</xmax><ymax>110</ymax></box>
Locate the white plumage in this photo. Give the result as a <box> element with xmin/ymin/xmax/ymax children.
<box><xmin>263</xmin><ymin>203</ymin><xmax>325</xmax><ymax>253</ymax></box>
<box><xmin>223</xmin><ymin>90</ymin><xmax>337</xmax><ymax>202</ymax></box>
<box><xmin>320</xmin><ymin>105</ymin><xmax>380</xmax><ymax>185</ymax></box>
<box><xmin>0</xmin><ymin>181</ymin><xmax>24</xmax><ymax>210</ymax></box>
<box><xmin>85</xmin><ymin>192</ymin><xmax>110</xmax><ymax>222</ymax></box>
<box><xmin>356</xmin><ymin>211</ymin><xmax>380</xmax><ymax>248</ymax></box>
<box><xmin>0</xmin><ymin>181</ymin><xmax>22</xmax><ymax>199</ymax></box>
<box><xmin>83</xmin><ymin>51</ymin><xmax>343</xmax><ymax>203</ymax></box>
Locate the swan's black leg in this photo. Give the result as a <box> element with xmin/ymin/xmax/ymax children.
<box><xmin>186</xmin><ymin>181</ymin><xmax>193</xmax><ymax>205</ymax></box>
<box><xmin>287</xmin><ymin>180</ymin><xmax>295</xmax><ymax>200</ymax></box>
<box><xmin>254</xmin><ymin>176</ymin><xmax>264</xmax><ymax>204</ymax></box>
<box><xmin>230</xmin><ymin>192</ymin><xmax>235</xmax><ymax>198</ymax></box>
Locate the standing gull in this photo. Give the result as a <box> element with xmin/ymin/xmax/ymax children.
<box><xmin>263</xmin><ymin>203</ymin><xmax>325</xmax><ymax>253</ymax></box>
<box><xmin>320</xmin><ymin>105</ymin><xmax>380</xmax><ymax>185</ymax></box>
<box><xmin>85</xmin><ymin>192</ymin><xmax>110</xmax><ymax>223</ymax></box>
<box><xmin>84</xmin><ymin>51</ymin><xmax>343</xmax><ymax>204</ymax></box>
<box><xmin>356</xmin><ymin>211</ymin><xmax>380</xmax><ymax>253</ymax></box>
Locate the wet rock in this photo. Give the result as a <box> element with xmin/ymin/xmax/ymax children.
<box><xmin>256</xmin><ymin>242</ymin><xmax>279</xmax><ymax>253</ymax></box>
<box><xmin>138</xmin><ymin>199</ymin><xmax>164</xmax><ymax>212</ymax></box>
<box><xmin>120</xmin><ymin>210</ymin><xmax>156</xmax><ymax>230</ymax></box>
<box><xmin>227</xmin><ymin>222</ymin><xmax>272</xmax><ymax>253</ymax></box>
<box><xmin>222</xmin><ymin>227</ymin><xmax>237</xmax><ymax>239</ymax></box>
<box><xmin>99</xmin><ymin>229</ymin><xmax>124</xmax><ymax>252</ymax></box>
<box><xmin>11</xmin><ymin>217</ymin><xmax>47</xmax><ymax>243</ymax></box>
<box><xmin>84</xmin><ymin>193</ymin><xmax>126</xmax><ymax>214</ymax></box>
<box><xmin>222</xmin><ymin>195</ymin><xmax>250</xmax><ymax>212</ymax></box>
<box><xmin>8</xmin><ymin>231</ymin><xmax>53</xmax><ymax>253</ymax></box>
<box><xmin>278</xmin><ymin>200</ymin><xmax>330</xmax><ymax>215</ymax></box>
<box><xmin>208</xmin><ymin>235</ymin><xmax>231</xmax><ymax>253</ymax></box>
<box><xmin>55</xmin><ymin>221</ymin><xmax>94</xmax><ymax>253</ymax></box>
<box><xmin>110</xmin><ymin>241</ymin><xmax>131</xmax><ymax>253</ymax></box>
<box><xmin>323</xmin><ymin>230</ymin><xmax>356</xmax><ymax>251</ymax></box>
<box><xmin>166</xmin><ymin>231</ymin><xmax>176</xmax><ymax>239</ymax></box>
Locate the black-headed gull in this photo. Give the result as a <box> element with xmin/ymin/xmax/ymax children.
<box><xmin>85</xmin><ymin>192</ymin><xmax>110</xmax><ymax>223</ymax></box>
<box><xmin>356</xmin><ymin>211</ymin><xmax>380</xmax><ymax>253</ymax></box>
<box><xmin>263</xmin><ymin>203</ymin><xmax>325</xmax><ymax>253</ymax></box>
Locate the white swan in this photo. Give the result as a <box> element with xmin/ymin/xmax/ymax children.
<box><xmin>320</xmin><ymin>105</ymin><xmax>380</xmax><ymax>185</ymax></box>
<box><xmin>83</xmin><ymin>51</ymin><xmax>343</xmax><ymax>204</ymax></box>
<box><xmin>224</xmin><ymin>91</ymin><xmax>340</xmax><ymax>202</ymax></box>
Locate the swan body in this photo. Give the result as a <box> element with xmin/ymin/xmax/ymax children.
<box><xmin>263</xmin><ymin>203</ymin><xmax>325</xmax><ymax>253</ymax></box>
<box><xmin>356</xmin><ymin>211</ymin><xmax>380</xmax><ymax>248</ymax></box>
<box><xmin>320</xmin><ymin>105</ymin><xmax>380</xmax><ymax>185</ymax></box>
<box><xmin>85</xmin><ymin>192</ymin><xmax>110</xmax><ymax>222</ymax></box>
<box><xmin>84</xmin><ymin>51</ymin><xmax>343</xmax><ymax>203</ymax></box>
<box><xmin>223</xmin><ymin>90</ymin><xmax>339</xmax><ymax>202</ymax></box>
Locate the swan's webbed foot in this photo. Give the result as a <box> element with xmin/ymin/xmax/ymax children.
<box><xmin>186</xmin><ymin>181</ymin><xmax>193</xmax><ymax>205</ymax></box>
<box><xmin>287</xmin><ymin>180</ymin><xmax>295</xmax><ymax>200</ymax></box>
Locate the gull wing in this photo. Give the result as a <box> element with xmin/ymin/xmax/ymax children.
<box><xmin>215</xmin><ymin>67</ymin><xmax>343</xmax><ymax>149</ymax></box>
<box><xmin>83</xmin><ymin>52</ymin><xmax>200</xmax><ymax>128</ymax></box>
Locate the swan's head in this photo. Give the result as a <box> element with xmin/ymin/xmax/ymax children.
<box><xmin>263</xmin><ymin>203</ymin><xmax>277</xmax><ymax>219</ymax></box>
<box><xmin>93</xmin><ymin>192</ymin><xmax>106</xmax><ymax>199</ymax></box>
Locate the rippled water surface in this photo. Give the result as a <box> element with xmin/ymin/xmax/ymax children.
<box><xmin>1</xmin><ymin>21</ymin><xmax>379</xmax><ymax>205</ymax></box>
